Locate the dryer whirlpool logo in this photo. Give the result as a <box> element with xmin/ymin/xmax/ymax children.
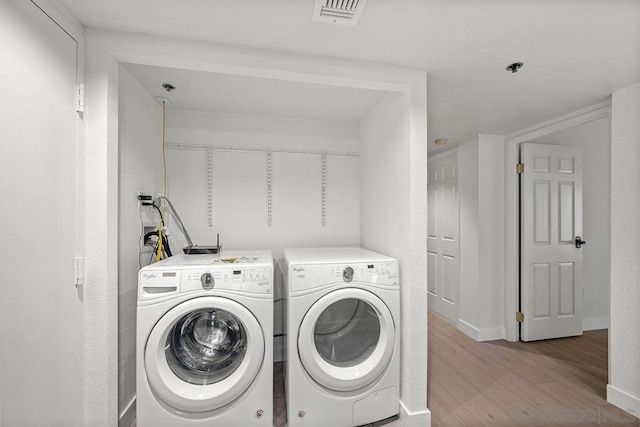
<box><xmin>293</xmin><ymin>267</ymin><xmax>306</xmax><ymax>279</ymax></box>
<box><xmin>142</xmin><ymin>272</ymin><xmax>157</xmax><ymax>279</ymax></box>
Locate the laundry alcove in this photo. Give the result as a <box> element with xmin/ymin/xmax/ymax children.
<box><xmin>121</xmin><ymin>62</ymin><xmax>395</xmax><ymax>251</ymax></box>
<box><xmin>113</xmin><ymin>40</ymin><xmax>428</xmax><ymax>426</ymax></box>
<box><xmin>119</xmin><ymin>61</ymin><xmax>393</xmax><ymax>359</ymax></box>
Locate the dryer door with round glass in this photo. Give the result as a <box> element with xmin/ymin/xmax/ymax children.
<box><xmin>297</xmin><ymin>288</ymin><xmax>395</xmax><ymax>392</ymax></box>
<box><xmin>145</xmin><ymin>296</ymin><xmax>264</xmax><ymax>412</ymax></box>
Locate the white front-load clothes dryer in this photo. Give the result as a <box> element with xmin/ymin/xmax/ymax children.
<box><xmin>136</xmin><ymin>251</ymin><xmax>273</xmax><ymax>427</ymax></box>
<box><xmin>283</xmin><ymin>247</ymin><xmax>400</xmax><ymax>427</ymax></box>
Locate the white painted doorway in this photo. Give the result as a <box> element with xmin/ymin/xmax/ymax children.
<box><xmin>427</xmin><ymin>150</ymin><xmax>459</xmax><ymax>324</ymax></box>
<box><xmin>520</xmin><ymin>143</ymin><xmax>584</xmax><ymax>341</ymax></box>
<box><xmin>0</xmin><ymin>0</ymin><xmax>80</xmax><ymax>425</ymax></box>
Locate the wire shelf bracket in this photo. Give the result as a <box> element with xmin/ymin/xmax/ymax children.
<box><xmin>321</xmin><ymin>153</ymin><xmax>327</xmax><ymax>227</ymax></box>
<box><xmin>267</xmin><ymin>151</ymin><xmax>273</xmax><ymax>227</ymax></box>
<box><xmin>207</xmin><ymin>147</ymin><xmax>214</xmax><ymax>227</ymax></box>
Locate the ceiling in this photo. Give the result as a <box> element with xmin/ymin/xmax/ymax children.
<box><xmin>122</xmin><ymin>63</ymin><xmax>389</xmax><ymax>123</ymax></box>
<box><xmin>57</xmin><ymin>0</ymin><xmax>640</xmax><ymax>150</ymax></box>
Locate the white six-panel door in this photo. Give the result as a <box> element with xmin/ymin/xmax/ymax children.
<box><xmin>427</xmin><ymin>152</ymin><xmax>459</xmax><ymax>323</ymax></box>
<box><xmin>0</xmin><ymin>1</ymin><xmax>79</xmax><ymax>424</ymax></box>
<box><xmin>520</xmin><ymin>143</ymin><xmax>583</xmax><ymax>341</ymax></box>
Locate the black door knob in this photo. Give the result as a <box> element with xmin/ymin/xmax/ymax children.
<box><xmin>575</xmin><ymin>236</ymin><xmax>586</xmax><ymax>249</ymax></box>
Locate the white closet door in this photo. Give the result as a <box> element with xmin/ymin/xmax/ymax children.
<box><xmin>0</xmin><ymin>1</ymin><xmax>79</xmax><ymax>425</ymax></box>
<box><xmin>427</xmin><ymin>152</ymin><xmax>459</xmax><ymax>323</ymax></box>
<box><xmin>520</xmin><ymin>143</ymin><xmax>583</xmax><ymax>341</ymax></box>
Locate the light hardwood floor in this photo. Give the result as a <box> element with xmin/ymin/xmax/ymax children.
<box><xmin>133</xmin><ymin>312</ymin><xmax>638</xmax><ymax>427</ymax></box>
<box><xmin>428</xmin><ymin>310</ymin><xmax>639</xmax><ymax>426</ymax></box>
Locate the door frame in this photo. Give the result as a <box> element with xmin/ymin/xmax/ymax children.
<box><xmin>503</xmin><ymin>101</ymin><xmax>611</xmax><ymax>342</ymax></box>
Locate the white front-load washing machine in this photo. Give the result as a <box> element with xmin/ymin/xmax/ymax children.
<box><xmin>136</xmin><ymin>251</ymin><xmax>273</xmax><ymax>427</ymax></box>
<box><xmin>283</xmin><ymin>247</ymin><xmax>400</xmax><ymax>427</ymax></box>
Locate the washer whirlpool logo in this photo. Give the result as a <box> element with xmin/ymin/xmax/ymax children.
<box><xmin>142</xmin><ymin>272</ymin><xmax>157</xmax><ymax>279</ymax></box>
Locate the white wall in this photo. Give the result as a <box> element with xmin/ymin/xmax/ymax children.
<box><xmin>165</xmin><ymin>110</ymin><xmax>360</xmax><ymax>258</ymax></box>
<box><xmin>477</xmin><ymin>135</ymin><xmax>506</xmax><ymax>337</ymax></box>
<box><xmin>84</xmin><ymin>31</ymin><xmax>120</xmax><ymax>427</ymax></box>
<box><xmin>360</xmin><ymin>93</ymin><xmax>409</xmax><ymax>258</ymax></box>
<box><xmin>455</xmin><ymin>135</ymin><xmax>506</xmax><ymax>341</ymax></box>
<box><xmin>360</xmin><ymin>85</ymin><xmax>430</xmax><ymax>424</ymax></box>
<box><xmin>164</xmin><ymin>110</ymin><xmax>361</xmax><ymax>362</ymax></box>
<box><xmin>84</xmin><ymin>28</ymin><xmax>429</xmax><ymax>426</ymax></box>
<box><xmin>531</xmin><ymin>117</ymin><xmax>611</xmax><ymax>330</ymax></box>
<box><xmin>608</xmin><ymin>82</ymin><xmax>640</xmax><ymax>416</ymax></box>
<box><xmin>457</xmin><ymin>141</ymin><xmax>480</xmax><ymax>331</ymax></box>
<box><xmin>117</xmin><ymin>65</ymin><xmax>163</xmax><ymax>425</ymax></box>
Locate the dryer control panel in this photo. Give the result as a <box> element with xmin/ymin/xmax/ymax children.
<box><xmin>290</xmin><ymin>261</ymin><xmax>398</xmax><ymax>292</ymax></box>
<box><xmin>181</xmin><ymin>266</ymin><xmax>272</xmax><ymax>294</ymax></box>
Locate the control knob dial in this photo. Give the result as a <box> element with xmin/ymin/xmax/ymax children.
<box><xmin>201</xmin><ymin>272</ymin><xmax>214</xmax><ymax>290</ymax></box>
<box><xmin>343</xmin><ymin>266</ymin><xmax>354</xmax><ymax>282</ymax></box>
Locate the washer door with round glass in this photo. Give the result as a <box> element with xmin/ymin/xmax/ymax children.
<box><xmin>298</xmin><ymin>288</ymin><xmax>395</xmax><ymax>392</ymax></box>
<box><xmin>145</xmin><ymin>296</ymin><xmax>265</xmax><ymax>413</ymax></box>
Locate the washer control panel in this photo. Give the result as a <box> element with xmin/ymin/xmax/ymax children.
<box><xmin>182</xmin><ymin>266</ymin><xmax>272</xmax><ymax>294</ymax></box>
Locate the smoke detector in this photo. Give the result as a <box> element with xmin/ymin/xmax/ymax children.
<box><xmin>312</xmin><ymin>0</ymin><xmax>369</xmax><ymax>26</ymax></box>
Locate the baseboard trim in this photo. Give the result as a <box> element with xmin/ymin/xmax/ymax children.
<box><xmin>399</xmin><ymin>400</ymin><xmax>431</xmax><ymax>427</ymax></box>
<box><xmin>607</xmin><ymin>385</ymin><xmax>640</xmax><ymax>419</ymax></box>
<box><xmin>457</xmin><ymin>320</ymin><xmax>504</xmax><ymax>342</ymax></box>
<box><xmin>457</xmin><ymin>319</ymin><xmax>480</xmax><ymax>341</ymax></box>
<box><xmin>583</xmin><ymin>317</ymin><xmax>609</xmax><ymax>331</ymax></box>
<box><xmin>119</xmin><ymin>397</ymin><xmax>136</xmax><ymax>427</ymax></box>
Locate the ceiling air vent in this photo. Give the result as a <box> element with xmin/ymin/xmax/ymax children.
<box><xmin>312</xmin><ymin>0</ymin><xmax>369</xmax><ymax>26</ymax></box>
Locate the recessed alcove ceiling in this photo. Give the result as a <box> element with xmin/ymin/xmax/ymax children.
<box><xmin>122</xmin><ymin>63</ymin><xmax>389</xmax><ymax>123</ymax></box>
<box><xmin>60</xmin><ymin>0</ymin><xmax>640</xmax><ymax>150</ymax></box>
